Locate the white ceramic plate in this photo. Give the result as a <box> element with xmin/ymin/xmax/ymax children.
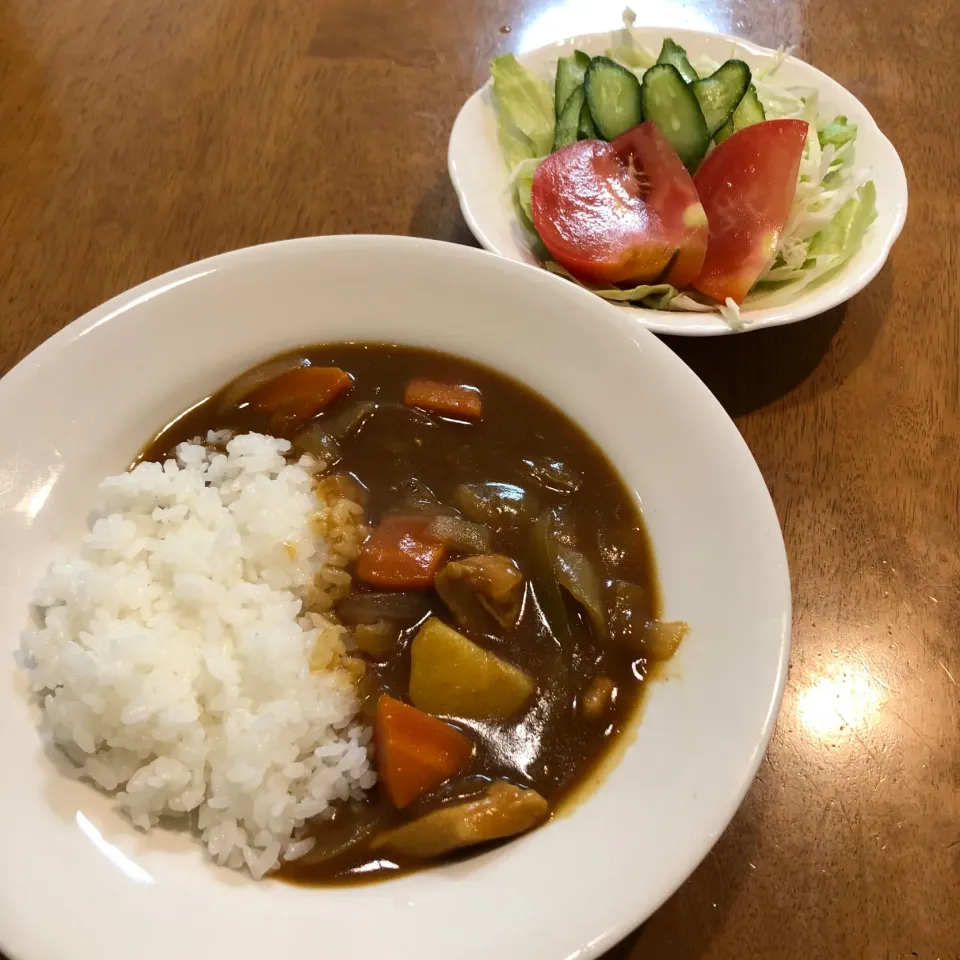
<box><xmin>448</xmin><ymin>27</ymin><xmax>908</xmax><ymax>336</ymax></box>
<box><xmin>0</xmin><ymin>236</ymin><xmax>790</xmax><ymax>960</ymax></box>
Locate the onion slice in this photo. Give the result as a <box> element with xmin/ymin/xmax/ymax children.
<box><xmin>216</xmin><ymin>357</ymin><xmax>309</xmax><ymax>414</ymax></box>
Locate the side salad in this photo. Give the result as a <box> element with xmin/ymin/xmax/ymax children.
<box><xmin>490</xmin><ymin>9</ymin><xmax>877</xmax><ymax>326</ymax></box>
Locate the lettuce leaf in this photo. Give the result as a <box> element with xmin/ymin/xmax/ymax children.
<box><xmin>809</xmin><ymin>180</ymin><xmax>877</xmax><ymax>258</ymax></box>
<box><xmin>543</xmin><ymin>262</ymin><xmax>676</xmax><ymax>304</ymax></box>
<box><xmin>490</xmin><ymin>55</ymin><xmax>555</xmax><ymax>170</ymax></box>
<box><xmin>818</xmin><ymin>115</ymin><xmax>858</xmax><ymax>149</ymax></box>
<box><xmin>753</xmin><ymin>180</ymin><xmax>877</xmax><ymax>300</ymax></box>
<box><xmin>512</xmin><ymin>158</ymin><xmax>539</xmax><ymax>225</ymax></box>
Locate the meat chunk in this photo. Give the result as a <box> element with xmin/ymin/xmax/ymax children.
<box><xmin>582</xmin><ymin>677</ymin><xmax>615</xmax><ymax>719</ymax></box>
<box><xmin>372</xmin><ymin>781</ymin><xmax>549</xmax><ymax>859</ymax></box>
<box><xmin>434</xmin><ymin>554</ymin><xmax>525</xmax><ymax>628</ymax></box>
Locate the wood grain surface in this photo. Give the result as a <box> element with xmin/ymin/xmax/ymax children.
<box><xmin>1</xmin><ymin>0</ymin><xmax>957</xmax><ymax>956</ymax></box>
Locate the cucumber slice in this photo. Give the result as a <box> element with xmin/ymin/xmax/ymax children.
<box><xmin>656</xmin><ymin>38</ymin><xmax>698</xmax><ymax>83</ymax></box>
<box><xmin>554</xmin><ymin>51</ymin><xmax>591</xmax><ymax>117</ymax></box>
<box><xmin>715</xmin><ymin>84</ymin><xmax>766</xmax><ymax>143</ymax></box>
<box><xmin>640</xmin><ymin>63</ymin><xmax>710</xmax><ymax>171</ymax></box>
<box><xmin>554</xmin><ymin>86</ymin><xmax>586</xmax><ymax>150</ymax></box>
<box><xmin>691</xmin><ymin>59</ymin><xmax>751</xmax><ymax>137</ymax></box>
<box><xmin>577</xmin><ymin>97</ymin><xmax>597</xmax><ymax>139</ymax></box>
<box><xmin>584</xmin><ymin>56</ymin><xmax>643</xmax><ymax>140</ymax></box>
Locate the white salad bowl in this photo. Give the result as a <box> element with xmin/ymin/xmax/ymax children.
<box><xmin>0</xmin><ymin>236</ymin><xmax>790</xmax><ymax>960</ymax></box>
<box><xmin>448</xmin><ymin>26</ymin><xmax>908</xmax><ymax>336</ymax></box>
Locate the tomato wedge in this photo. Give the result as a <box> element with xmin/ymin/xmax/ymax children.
<box><xmin>611</xmin><ymin>122</ymin><xmax>708</xmax><ymax>288</ymax></box>
<box><xmin>692</xmin><ymin>119</ymin><xmax>808</xmax><ymax>304</ymax></box>
<box><xmin>531</xmin><ymin>140</ymin><xmax>674</xmax><ymax>286</ymax></box>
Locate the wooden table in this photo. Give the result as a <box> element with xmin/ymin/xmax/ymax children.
<box><xmin>1</xmin><ymin>0</ymin><xmax>956</xmax><ymax>956</ymax></box>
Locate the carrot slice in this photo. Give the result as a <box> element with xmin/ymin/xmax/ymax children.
<box><xmin>247</xmin><ymin>366</ymin><xmax>353</xmax><ymax>429</ymax></box>
<box><xmin>375</xmin><ymin>694</ymin><xmax>473</xmax><ymax>808</ymax></box>
<box><xmin>403</xmin><ymin>379</ymin><xmax>482</xmax><ymax>420</ymax></box>
<box><xmin>356</xmin><ymin>515</ymin><xmax>447</xmax><ymax>589</ymax></box>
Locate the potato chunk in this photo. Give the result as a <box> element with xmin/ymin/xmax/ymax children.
<box><xmin>409</xmin><ymin>618</ymin><xmax>534</xmax><ymax>719</ymax></box>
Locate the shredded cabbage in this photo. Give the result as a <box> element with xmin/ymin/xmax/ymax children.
<box><xmin>718</xmin><ymin>298</ymin><xmax>744</xmax><ymax>329</ymax></box>
<box><xmin>606</xmin><ymin>7</ymin><xmax>657</xmax><ymax>70</ymax></box>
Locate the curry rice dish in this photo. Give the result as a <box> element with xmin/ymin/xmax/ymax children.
<box><xmin>20</xmin><ymin>343</ymin><xmax>685</xmax><ymax>883</ymax></box>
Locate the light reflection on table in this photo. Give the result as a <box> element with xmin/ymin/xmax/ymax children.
<box><xmin>516</xmin><ymin>0</ymin><xmax>729</xmax><ymax>53</ymax></box>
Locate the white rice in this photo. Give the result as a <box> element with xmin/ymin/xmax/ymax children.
<box><xmin>20</xmin><ymin>432</ymin><xmax>373</xmax><ymax>878</ymax></box>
